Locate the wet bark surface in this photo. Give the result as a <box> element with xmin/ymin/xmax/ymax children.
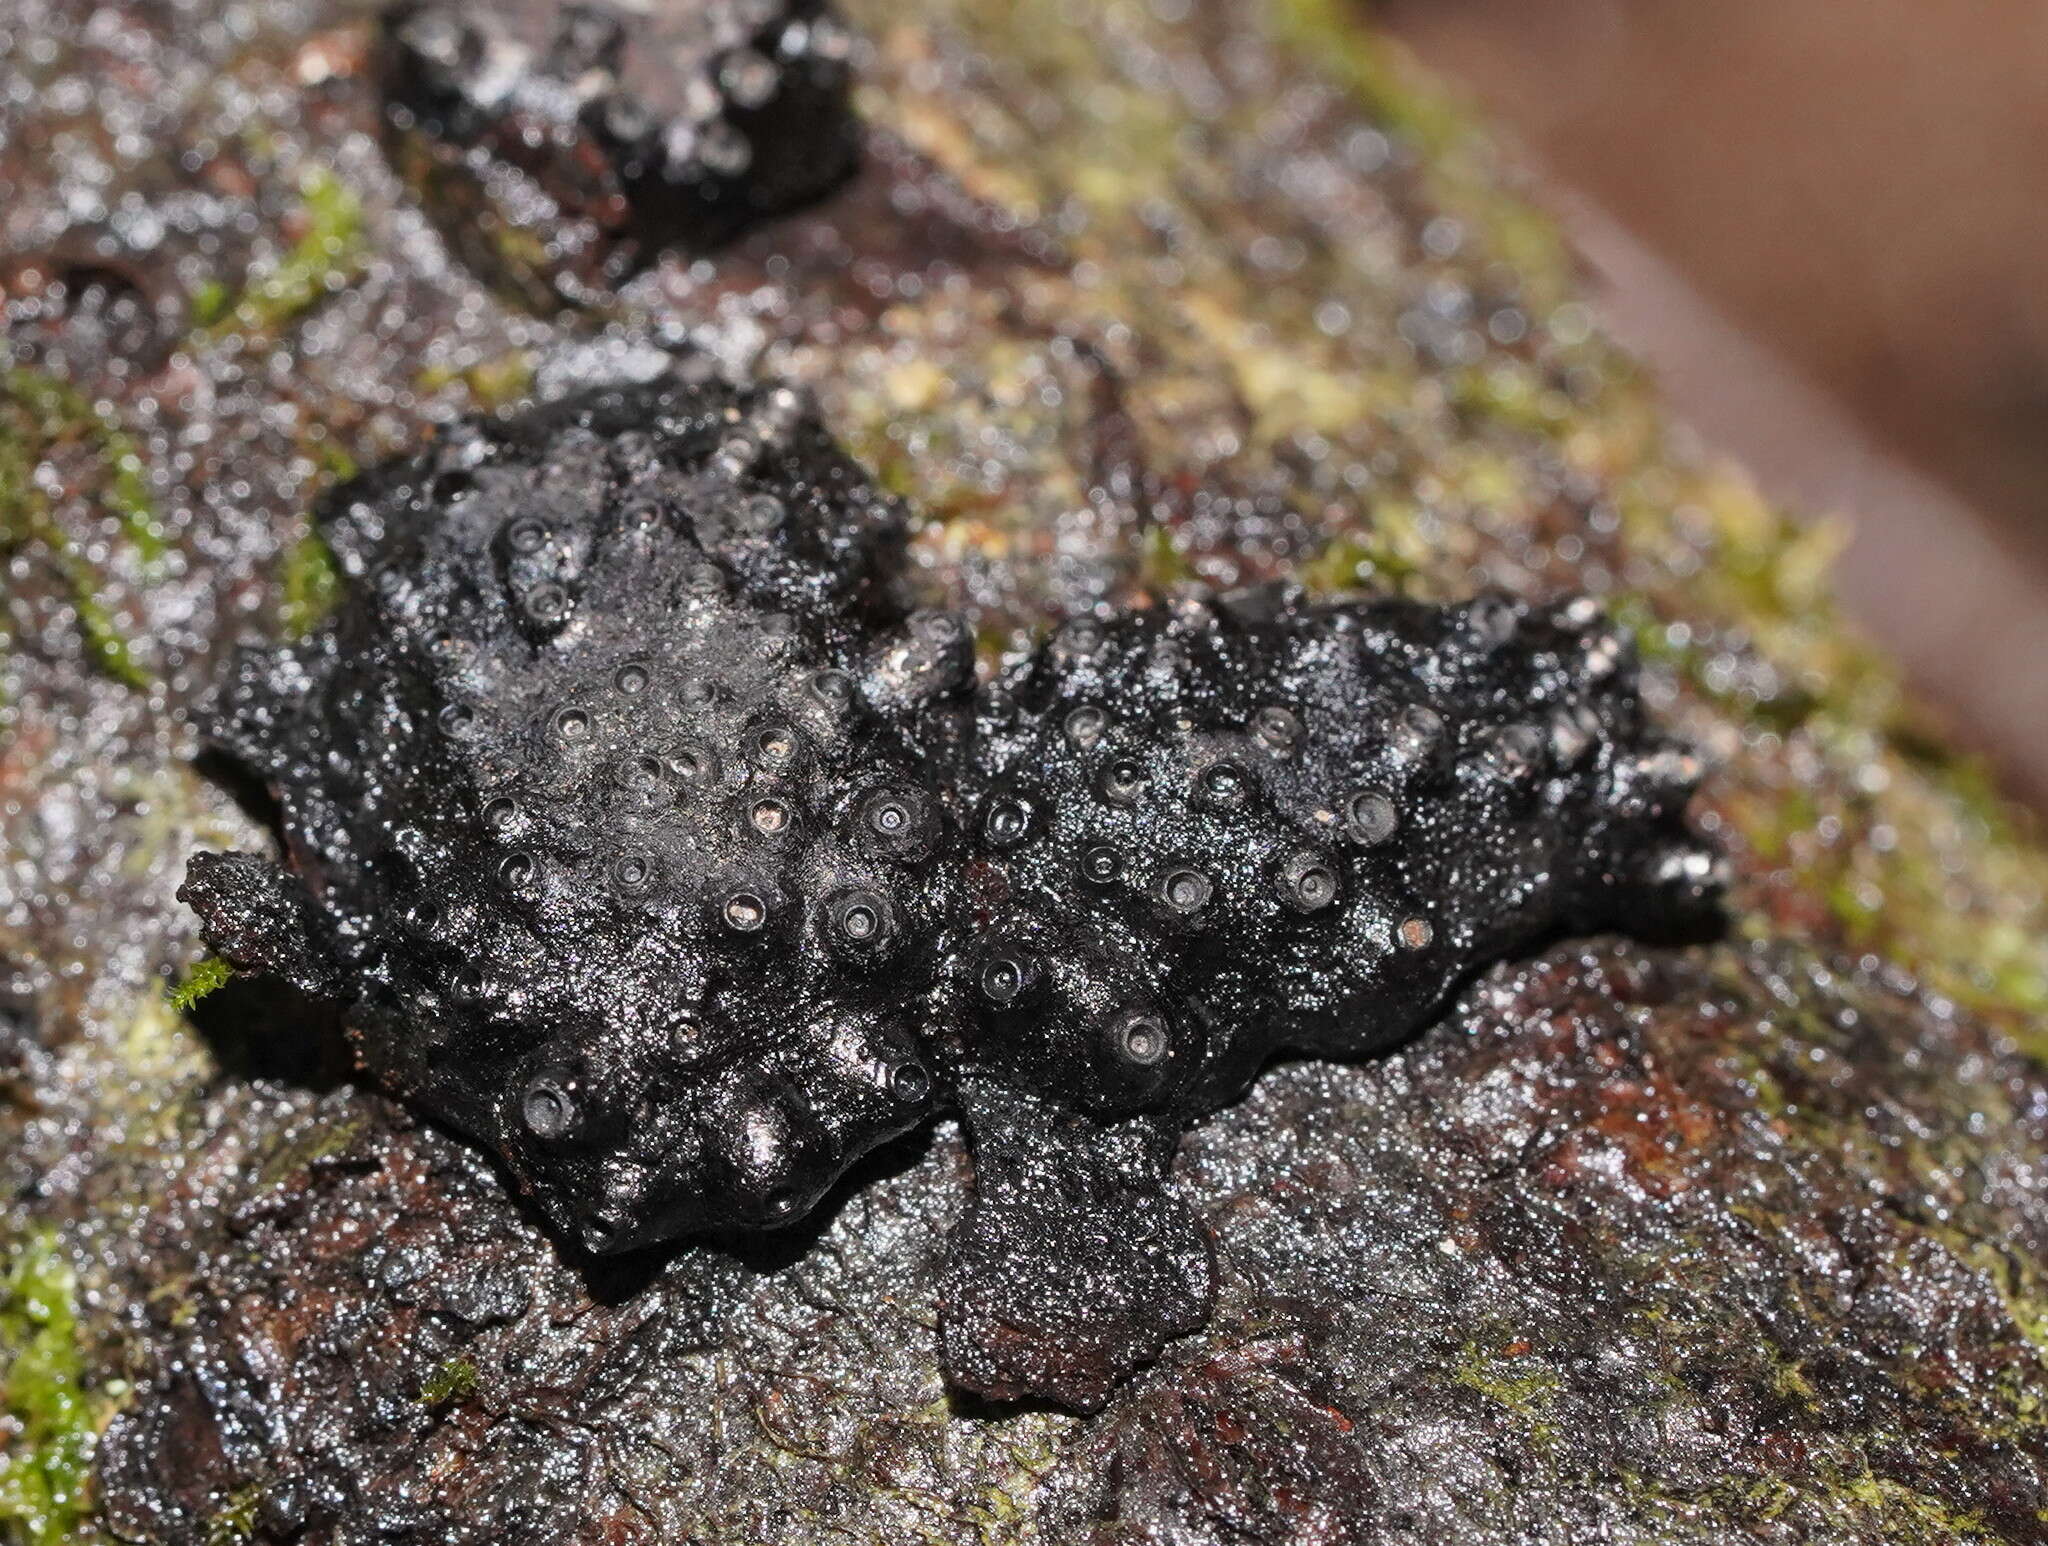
<box><xmin>4</xmin><ymin>0</ymin><xmax>2048</xmax><ymax>1541</ymax></box>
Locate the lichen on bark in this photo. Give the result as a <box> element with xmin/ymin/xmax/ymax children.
<box><xmin>2</xmin><ymin>0</ymin><xmax>2046</xmax><ymax>1540</ymax></box>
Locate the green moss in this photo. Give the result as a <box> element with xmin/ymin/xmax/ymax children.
<box><xmin>314</xmin><ymin>440</ymin><xmax>359</xmax><ymax>486</ymax></box>
<box><xmin>1836</xmin><ymin>1470</ymin><xmax>1992</xmax><ymax>1541</ymax></box>
<box><xmin>278</xmin><ymin>529</ymin><xmax>344</xmax><ymax>640</ymax></box>
<box><xmin>1136</xmin><ymin>523</ymin><xmax>1196</xmax><ymax>593</ymax></box>
<box><xmin>203</xmin><ymin>1485</ymin><xmax>261</xmax><ymax>1546</ymax></box>
<box><xmin>416</xmin><ymin>349</ymin><xmax>537</xmax><ymax>413</ymax></box>
<box><xmin>1299</xmin><ymin>497</ymin><xmax>1434</xmax><ymax>598</ymax></box>
<box><xmin>202</xmin><ymin>167</ymin><xmax>366</xmax><ymax>340</ymax></box>
<box><xmin>1446</xmin><ymin>361</ymin><xmax>1570</xmax><ymax>436</ymax></box>
<box><xmin>67</xmin><ymin>586</ymin><xmax>151</xmax><ymax>690</ymax></box>
<box><xmin>1299</xmin><ymin>524</ymin><xmax>1423</xmax><ymax>597</ymax></box>
<box><xmin>0</xmin><ymin>374</ymin><xmax>155</xmax><ymax>691</ymax></box>
<box><xmin>418</xmin><ymin>1358</ymin><xmax>478</xmax><ymax>1408</ymax></box>
<box><xmin>251</xmin><ymin>1111</ymin><xmax>371</xmax><ymax>1194</ymax></box>
<box><xmin>166</xmin><ymin>956</ymin><xmax>234</xmax><ymax>1014</ymax></box>
<box><xmin>1267</xmin><ymin>0</ymin><xmax>1575</xmax><ymax>311</ymax></box>
<box><xmin>188</xmin><ymin>279</ymin><xmax>233</xmax><ymax>330</ymax></box>
<box><xmin>0</xmin><ymin>1233</ymin><xmax>95</xmax><ymax>1546</ymax></box>
<box><xmin>1</xmin><ymin>368</ymin><xmax>166</xmax><ymax>571</ymax></box>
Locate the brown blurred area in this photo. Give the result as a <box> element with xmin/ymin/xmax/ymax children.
<box><xmin>1378</xmin><ymin>0</ymin><xmax>2048</xmax><ymax>808</ymax></box>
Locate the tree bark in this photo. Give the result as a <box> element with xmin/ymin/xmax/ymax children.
<box><xmin>2</xmin><ymin>0</ymin><xmax>2046</xmax><ymax>1541</ymax></box>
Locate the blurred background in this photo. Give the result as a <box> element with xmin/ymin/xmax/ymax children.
<box><xmin>1376</xmin><ymin>0</ymin><xmax>2048</xmax><ymax>809</ymax></box>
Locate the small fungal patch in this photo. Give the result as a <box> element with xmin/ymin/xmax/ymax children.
<box><xmin>380</xmin><ymin>0</ymin><xmax>861</xmax><ymax>308</ymax></box>
<box><xmin>182</xmin><ymin>377</ymin><xmax>1722</xmax><ymax>1410</ymax></box>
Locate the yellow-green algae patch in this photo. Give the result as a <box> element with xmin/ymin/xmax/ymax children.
<box><xmin>0</xmin><ymin>371</ymin><xmax>156</xmax><ymax>691</ymax></box>
<box><xmin>0</xmin><ymin>370</ymin><xmax>165</xmax><ymax>571</ymax></box>
<box><xmin>278</xmin><ymin>528</ymin><xmax>344</xmax><ymax>641</ymax></box>
<box><xmin>1268</xmin><ymin>0</ymin><xmax>1577</xmax><ymax>313</ymax></box>
<box><xmin>0</xmin><ymin>1234</ymin><xmax>98</xmax><ymax>1546</ymax></box>
<box><xmin>417</xmin><ymin>1358</ymin><xmax>479</xmax><ymax>1409</ymax></box>
<box><xmin>414</xmin><ymin>348</ymin><xmax>538</xmax><ymax>414</ymax></box>
<box><xmin>202</xmin><ymin>1485</ymin><xmax>261</xmax><ymax>1546</ymax></box>
<box><xmin>197</xmin><ymin>165</ymin><xmax>367</xmax><ymax>341</ymax></box>
<box><xmin>1452</xmin><ymin>1333</ymin><xmax>1563</xmax><ymax>1443</ymax></box>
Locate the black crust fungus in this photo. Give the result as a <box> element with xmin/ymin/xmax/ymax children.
<box><xmin>181</xmin><ymin>376</ymin><xmax>1724</xmax><ymax>1411</ymax></box>
<box><xmin>380</xmin><ymin>0</ymin><xmax>860</xmax><ymax>307</ymax></box>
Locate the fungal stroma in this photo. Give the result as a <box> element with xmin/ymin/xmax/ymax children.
<box><xmin>183</xmin><ymin>376</ymin><xmax>1722</xmax><ymax>1410</ymax></box>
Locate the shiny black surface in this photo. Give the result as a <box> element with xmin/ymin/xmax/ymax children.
<box><xmin>183</xmin><ymin>377</ymin><xmax>1720</xmax><ymax>1407</ymax></box>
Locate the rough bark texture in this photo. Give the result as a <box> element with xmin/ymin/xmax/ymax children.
<box><xmin>4</xmin><ymin>0</ymin><xmax>2048</xmax><ymax>1542</ymax></box>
